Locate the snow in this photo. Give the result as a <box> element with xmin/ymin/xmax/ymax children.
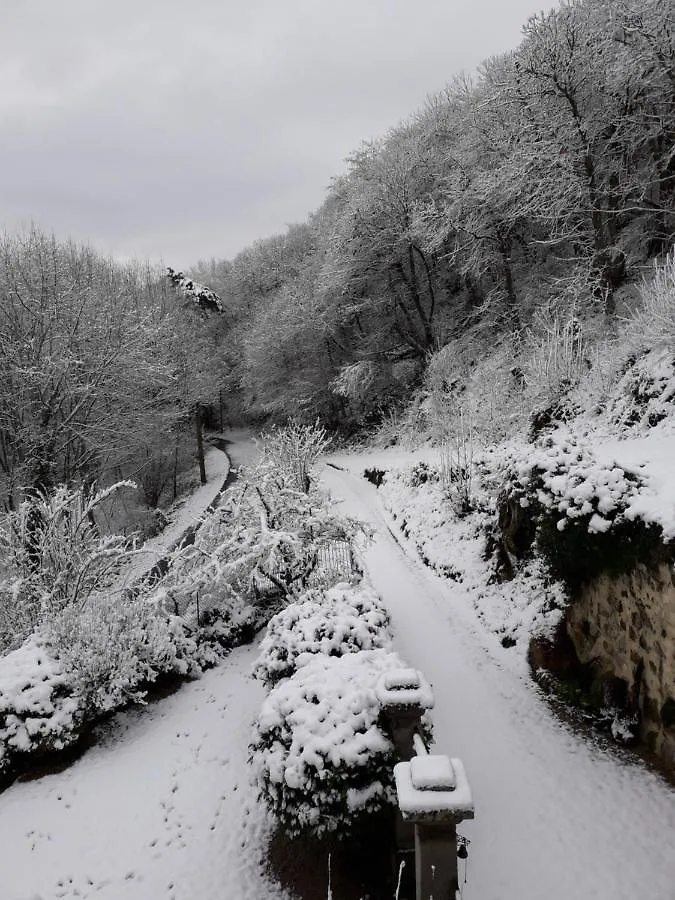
<box><xmin>376</xmin><ymin>668</ymin><xmax>435</xmax><ymax>710</ymax></box>
<box><xmin>252</xmin><ymin>648</ymin><xmax>405</xmax><ymax>837</ymax></box>
<box><xmin>0</xmin><ymin>644</ymin><xmax>292</xmax><ymax>900</ymax></box>
<box><xmin>591</xmin><ymin>425</ymin><xmax>675</xmax><ymax>540</ymax></box>
<box><xmin>1</xmin><ymin>433</ymin><xmax>674</xmax><ymax>900</ymax></box>
<box><xmin>374</xmin><ymin>461</ymin><xmax>567</xmax><ymax>654</ymax></box>
<box><xmin>252</xmin><ymin>583</ymin><xmax>391</xmax><ymax>687</ymax></box>
<box><xmin>410</xmin><ymin>753</ymin><xmax>457</xmax><ymax>791</ymax></box>
<box><xmin>395</xmin><ymin>758</ymin><xmax>474</xmax><ymax>818</ymax></box>
<box><xmin>254</xmin><ymin>649</ymin><xmax>402</xmax><ymax>777</ymax></box>
<box><xmin>320</xmin><ymin>453</ymin><xmax>675</xmax><ymax>900</ymax></box>
<box><xmin>0</xmin><ymin>638</ymin><xmax>82</xmax><ymax>766</ymax></box>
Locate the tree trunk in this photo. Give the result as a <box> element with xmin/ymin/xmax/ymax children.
<box><xmin>194</xmin><ymin>405</ymin><xmax>207</xmax><ymax>485</ymax></box>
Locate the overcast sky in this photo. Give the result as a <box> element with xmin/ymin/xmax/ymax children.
<box><xmin>0</xmin><ymin>0</ymin><xmax>552</xmax><ymax>270</ymax></box>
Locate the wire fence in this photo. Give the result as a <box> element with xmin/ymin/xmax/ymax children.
<box><xmin>175</xmin><ymin>539</ymin><xmax>356</xmax><ymax>629</ymax></box>
<box><xmin>251</xmin><ymin>539</ymin><xmax>356</xmax><ymax>596</ymax></box>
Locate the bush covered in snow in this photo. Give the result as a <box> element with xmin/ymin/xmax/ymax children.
<box><xmin>255</xmin><ymin>419</ymin><xmax>331</xmax><ymax>494</ymax></box>
<box><xmin>500</xmin><ymin>434</ymin><xmax>668</xmax><ymax>590</ymax></box>
<box><xmin>152</xmin><ymin>434</ymin><xmax>358</xmax><ymax>624</ymax></box>
<box><xmin>0</xmin><ymin>637</ymin><xmax>84</xmax><ymax>776</ymax></box>
<box><xmin>252</xmin><ymin>584</ymin><xmax>391</xmax><ymax>687</ymax></box>
<box><xmin>625</xmin><ymin>249</ymin><xmax>675</xmax><ymax>355</ymax></box>
<box><xmin>0</xmin><ymin>482</ymin><xmax>136</xmax><ymax>654</ymax></box>
<box><xmin>250</xmin><ymin>649</ymin><xmax>405</xmax><ymax>839</ymax></box>
<box><xmin>608</xmin><ymin>349</ymin><xmax>675</xmax><ymax>429</ymax></box>
<box><xmin>43</xmin><ymin>595</ymin><xmax>203</xmax><ymax>717</ymax></box>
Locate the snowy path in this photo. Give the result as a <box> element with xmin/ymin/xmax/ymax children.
<box><xmin>321</xmin><ymin>459</ymin><xmax>675</xmax><ymax>900</ymax></box>
<box><xmin>0</xmin><ymin>643</ymin><xmax>291</xmax><ymax>900</ymax></box>
<box><xmin>116</xmin><ymin>444</ymin><xmax>231</xmax><ymax>589</ymax></box>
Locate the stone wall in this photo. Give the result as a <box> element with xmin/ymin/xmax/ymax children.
<box><xmin>566</xmin><ymin>563</ymin><xmax>675</xmax><ymax>773</ymax></box>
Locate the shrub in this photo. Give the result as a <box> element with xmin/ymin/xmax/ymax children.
<box><xmin>500</xmin><ymin>435</ymin><xmax>671</xmax><ymax>591</ymax></box>
<box><xmin>407</xmin><ymin>462</ymin><xmax>438</xmax><ymax>487</ymax></box>
<box><xmin>626</xmin><ymin>249</ymin><xmax>675</xmax><ymax>353</ymax></box>
<box><xmin>0</xmin><ymin>637</ymin><xmax>84</xmax><ymax>776</ymax></box>
<box><xmin>154</xmin><ymin>446</ymin><xmax>360</xmax><ymax>617</ymax></box>
<box><xmin>42</xmin><ymin>595</ymin><xmax>201</xmax><ymax>716</ymax></box>
<box><xmin>0</xmin><ymin>482</ymin><xmax>136</xmax><ymax>653</ymax></box>
<box><xmin>252</xmin><ymin>584</ymin><xmax>391</xmax><ymax>687</ymax></box>
<box><xmin>256</xmin><ymin>420</ymin><xmax>331</xmax><ymax>493</ymax></box>
<box><xmin>363</xmin><ymin>468</ymin><xmax>386</xmax><ymax>487</ymax></box>
<box><xmin>250</xmin><ymin>649</ymin><xmax>405</xmax><ymax>839</ymax></box>
<box><xmin>521</xmin><ymin>314</ymin><xmax>587</xmax><ymax>405</ymax></box>
<box><xmin>439</xmin><ymin>409</ymin><xmax>476</xmax><ymax>515</ymax></box>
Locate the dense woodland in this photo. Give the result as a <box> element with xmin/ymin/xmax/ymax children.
<box><xmin>1</xmin><ymin>0</ymin><xmax>674</xmax><ymax>508</ymax></box>
<box><xmin>0</xmin><ymin>232</ymin><xmax>228</xmax><ymax>509</ymax></box>
<box><xmin>189</xmin><ymin>0</ymin><xmax>674</xmax><ymax>432</ymax></box>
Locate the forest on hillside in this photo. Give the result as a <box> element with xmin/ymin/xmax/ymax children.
<box><xmin>187</xmin><ymin>0</ymin><xmax>674</xmax><ymax>434</ymax></box>
<box><xmin>0</xmin><ymin>231</ymin><xmax>228</xmax><ymax>510</ymax></box>
<box><xmin>1</xmin><ymin>0</ymin><xmax>673</xmax><ymax>511</ymax></box>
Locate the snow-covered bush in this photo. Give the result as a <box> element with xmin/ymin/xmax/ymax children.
<box><xmin>0</xmin><ymin>482</ymin><xmax>136</xmax><ymax>653</ymax></box>
<box><xmin>608</xmin><ymin>349</ymin><xmax>675</xmax><ymax>429</ymax></box>
<box><xmin>625</xmin><ymin>249</ymin><xmax>675</xmax><ymax>353</ymax></box>
<box><xmin>505</xmin><ymin>436</ymin><xmax>642</xmax><ymax>535</ymax></box>
<box><xmin>42</xmin><ymin>595</ymin><xmax>201</xmax><ymax>716</ymax></box>
<box><xmin>252</xmin><ymin>584</ymin><xmax>391</xmax><ymax>687</ymax></box>
<box><xmin>250</xmin><ymin>649</ymin><xmax>405</xmax><ymax>839</ymax></box>
<box><xmin>154</xmin><ymin>447</ymin><xmax>360</xmax><ymax>623</ymax></box>
<box><xmin>521</xmin><ymin>314</ymin><xmax>586</xmax><ymax>404</ymax></box>
<box><xmin>0</xmin><ymin>637</ymin><xmax>84</xmax><ymax>775</ymax></box>
<box><xmin>406</xmin><ymin>461</ymin><xmax>438</xmax><ymax>488</ymax></box>
<box><xmin>439</xmin><ymin>409</ymin><xmax>476</xmax><ymax>515</ymax></box>
<box><xmin>256</xmin><ymin>419</ymin><xmax>331</xmax><ymax>494</ymax></box>
<box><xmin>500</xmin><ymin>434</ymin><xmax>666</xmax><ymax>590</ymax></box>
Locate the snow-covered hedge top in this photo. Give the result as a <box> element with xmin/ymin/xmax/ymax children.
<box><xmin>0</xmin><ymin>637</ymin><xmax>82</xmax><ymax>769</ymax></box>
<box><xmin>504</xmin><ymin>434</ymin><xmax>644</xmax><ymax>534</ymax></box>
<box><xmin>0</xmin><ymin>637</ymin><xmax>76</xmax><ymax>718</ymax></box>
<box><xmin>255</xmin><ymin>649</ymin><xmax>403</xmax><ymax>782</ymax></box>
<box><xmin>252</xmin><ymin>583</ymin><xmax>391</xmax><ymax>687</ymax></box>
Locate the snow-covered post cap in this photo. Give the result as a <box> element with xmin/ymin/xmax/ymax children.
<box><xmin>376</xmin><ymin>668</ymin><xmax>434</xmax><ymax>710</ymax></box>
<box><xmin>394</xmin><ymin>756</ymin><xmax>474</xmax><ymax>822</ymax></box>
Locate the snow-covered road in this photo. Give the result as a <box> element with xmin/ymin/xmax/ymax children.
<box><xmin>321</xmin><ymin>458</ymin><xmax>675</xmax><ymax>900</ymax></box>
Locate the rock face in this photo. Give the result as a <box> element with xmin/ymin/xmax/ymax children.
<box><xmin>566</xmin><ymin>564</ymin><xmax>675</xmax><ymax>774</ymax></box>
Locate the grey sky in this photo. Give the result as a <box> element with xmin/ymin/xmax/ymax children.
<box><xmin>0</xmin><ymin>0</ymin><xmax>551</xmax><ymax>270</ymax></box>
